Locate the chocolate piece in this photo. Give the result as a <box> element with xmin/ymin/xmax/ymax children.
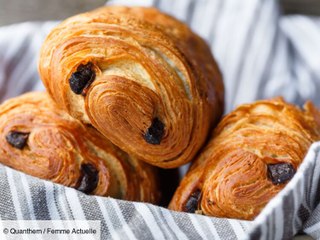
<box><xmin>144</xmin><ymin>118</ymin><xmax>165</xmax><ymax>145</ymax></box>
<box><xmin>6</xmin><ymin>131</ymin><xmax>29</xmax><ymax>149</ymax></box>
<box><xmin>184</xmin><ymin>189</ymin><xmax>201</xmax><ymax>213</ymax></box>
<box><xmin>69</xmin><ymin>63</ymin><xmax>95</xmax><ymax>95</ymax></box>
<box><xmin>77</xmin><ymin>163</ymin><xmax>99</xmax><ymax>194</ymax></box>
<box><xmin>267</xmin><ymin>163</ymin><xmax>296</xmax><ymax>185</ymax></box>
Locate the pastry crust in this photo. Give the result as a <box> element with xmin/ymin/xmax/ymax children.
<box><xmin>0</xmin><ymin>92</ymin><xmax>160</xmax><ymax>203</ymax></box>
<box><xmin>38</xmin><ymin>6</ymin><xmax>224</xmax><ymax>168</ymax></box>
<box><xmin>169</xmin><ymin>98</ymin><xmax>320</xmax><ymax>219</ymax></box>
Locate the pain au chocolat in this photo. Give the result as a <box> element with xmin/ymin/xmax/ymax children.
<box><xmin>38</xmin><ymin>6</ymin><xmax>224</xmax><ymax>168</ymax></box>
<box><xmin>0</xmin><ymin>92</ymin><xmax>160</xmax><ymax>203</ymax></box>
<box><xmin>169</xmin><ymin>98</ymin><xmax>320</xmax><ymax>220</ymax></box>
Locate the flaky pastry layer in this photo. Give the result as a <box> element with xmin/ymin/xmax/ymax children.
<box><xmin>169</xmin><ymin>98</ymin><xmax>320</xmax><ymax>220</ymax></box>
<box><xmin>39</xmin><ymin>6</ymin><xmax>224</xmax><ymax>168</ymax></box>
<box><xmin>0</xmin><ymin>92</ymin><xmax>160</xmax><ymax>203</ymax></box>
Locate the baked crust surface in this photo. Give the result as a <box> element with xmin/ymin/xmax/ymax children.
<box><xmin>0</xmin><ymin>92</ymin><xmax>160</xmax><ymax>203</ymax></box>
<box><xmin>169</xmin><ymin>98</ymin><xmax>320</xmax><ymax>219</ymax></box>
<box><xmin>39</xmin><ymin>6</ymin><xmax>224</xmax><ymax>168</ymax></box>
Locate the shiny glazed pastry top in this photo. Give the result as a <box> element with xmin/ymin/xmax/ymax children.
<box><xmin>169</xmin><ymin>98</ymin><xmax>320</xmax><ymax>220</ymax></box>
<box><xmin>38</xmin><ymin>6</ymin><xmax>224</xmax><ymax>168</ymax></box>
<box><xmin>0</xmin><ymin>92</ymin><xmax>160</xmax><ymax>203</ymax></box>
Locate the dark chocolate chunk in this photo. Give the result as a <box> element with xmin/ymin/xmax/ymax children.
<box><xmin>77</xmin><ymin>163</ymin><xmax>99</xmax><ymax>194</ymax></box>
<box><xmin>6</xmin><ymin>131</ymin><xmax>29</xmax><ymax>149</ymax></box>
<box><xmin>144</xmin><ymin>118</ymin><xmax>165</xmax><ymax>145</ymax></box>
<box><xmin>267</xmin><ymin>163</ymin><xmax>296</xmax><ymax>185</ymax></box>
<box><xmin>69</xmin><ymin>63</ymin><xmax>95</xmax><ymax>95</ymax></box>
<box><xmin>184</xmin><ymin>189</ymin><xmax>201</xmax><ymax>213</ymax></box>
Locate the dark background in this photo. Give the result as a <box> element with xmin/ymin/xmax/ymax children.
<box><xmin>0</xmin><ymin>0</ymin><xmax>320</xmax><ymax>26</ymax></box>
<box><xmin>0</xmin><ymin>0</ymin><xmax>106</xmax><ymax>26</ymax></box>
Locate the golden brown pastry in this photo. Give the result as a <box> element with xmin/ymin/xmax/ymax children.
<box><xmin>38</xmin><ymin>6</ymin><xmax>224</xmax><ymax>168</ymax></box>
<box><xmin>169</xmin><ymin>98</ymin><xmax>320</xmax><ymax>220</ymax></box>
<box><xmin>0</xmin><ymin>92</ymin><xmax>160</xmax><ymax>203</ymax></box>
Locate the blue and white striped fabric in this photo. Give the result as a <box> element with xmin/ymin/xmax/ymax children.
<box><xmin>1</xmin><ymin>0</ymin><xmax>320</xmax><ymax>239</ymax></box>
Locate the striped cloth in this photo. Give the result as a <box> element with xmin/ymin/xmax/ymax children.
<box><xmin>1</xmin><ymin>0</ymin><xmax>320</xmax><ymax>239</ymax></box>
